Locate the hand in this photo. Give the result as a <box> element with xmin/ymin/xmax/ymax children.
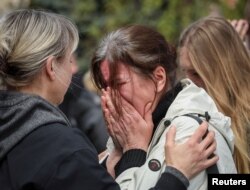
<box><xmin>106</xmin><ymin>149</ymin><xmax>122</xmax><ymax>178</ymax></box>
<box><xmin>102</xmin><ymin>87</ymin><xmax>154</xmax><ymax>152</ymax></box>
<box><xmin>101</xmin><ymin>93</ymin><xmax>122</xmax><ymax>151</ymax></box>
<box><xmin>165</xmin><ymin>122</ymin><xmax>219</xmax><ymax>179</ymax></box>
<box><xmin>98</xmin><ymin>149</ymin><xmax>108</xmax><ymax>161</ymax></box>
<box><xmin>230</xmin><ymin>19</ymin><xmax>249</xmax><ymax>41</ymax></box>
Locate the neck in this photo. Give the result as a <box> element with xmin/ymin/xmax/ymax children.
<box><xmin>17</xmin><ymin>77</ymin><xmax>55</xmax><ymax>105</ymax></box>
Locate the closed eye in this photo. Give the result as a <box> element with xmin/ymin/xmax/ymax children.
<box><xmin>115</xmin><ymin>78</ymin><xmax>131</xmax><ymax>86</ymax></box>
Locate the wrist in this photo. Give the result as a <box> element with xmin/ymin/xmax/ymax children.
<box><xmin>166</xmin><ymin>164</ymin><xmax>190</xmax><ymax>179</ymax></box>
<box><xmin>115</xmin><ymin>149</ymin><xmax>146</xmax><ymax>176</ymax></box>
<box><xmin>124</xmin><ymin>144</ymin><xmax>148</xmax><ymax>153</ymax></box>
<box><xmin>165</xmin><ymin>166</ymin><xmax>189</xmax><ymax>187</ymax></box>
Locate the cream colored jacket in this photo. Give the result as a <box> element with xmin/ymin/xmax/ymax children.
<box><xmin>108</xmin><ymin>79</ymin><xmax>237</xmax><ymax>190</ymax></box>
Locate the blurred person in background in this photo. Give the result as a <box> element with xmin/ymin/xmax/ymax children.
<box><xmin>59</xmin><ymin>53</ymin><xmax>108</xmax><ymax>153</ymax></box>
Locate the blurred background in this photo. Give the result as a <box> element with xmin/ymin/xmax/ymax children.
<box><xmin>0</xmin><ymin>0</ymin><xmax>247</xmax><ymax>71</ymax></box>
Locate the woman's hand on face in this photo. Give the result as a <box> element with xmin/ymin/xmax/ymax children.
<box><xmin>101</xmin><ymin>89</ymin><xmax>122</xmax><ymax>151</ymax></box>
<box><xmin>165</xmin><ymin>122</ymin><xmax>219</xmax><ymax>180</ymax></box>
<box><xmin>102</xmin><ymin>87</ymin><xmax>154</xmax><ymax>152</ymax></box>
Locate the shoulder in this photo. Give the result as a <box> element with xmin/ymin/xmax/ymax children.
<box><xmin>5</xmin><ymin>123</ymin><xmax>120</xmax><ymax>189</ymax></box>
<box><xmin>6</xmin><ymin>123</ymin><xmax>98</xmax><ymax>185</ymax></box>
<box><xmin>29</xmin><ymin>123</ymin><xmax>96</xmax><ymax>152</ymax></box>
<box><xmin>7</xmin><ymin>123</ymin><xmax>97</xmax><ymax>169</ymax></box>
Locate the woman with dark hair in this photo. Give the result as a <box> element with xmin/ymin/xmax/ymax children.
<box><xmin>91</xmin><ymin>24</ymin><xmax>236</xmax><ymax>190</ymax></box>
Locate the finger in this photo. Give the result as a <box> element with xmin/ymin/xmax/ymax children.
<box><xmin>234</xmin><ymin>20</ymin><xmax>243</xmax><ymax>33</ymax></box>
<box><xmin>103</xmin><ymin>107</ymin><xmax>111</xmax><ymax>124</ymax></box>
<box><xmin>106</xmin><ymin>118</ymin><xmax>115</xmax><ymax>138</ymax></box>
<box><xmin>120</xmin><ymin>97</ymin><xmax>141</xmax><ymax>122</ymax></box>
<box><xmin>202</xmin><ymin>154</ymin><xmax>219</xmax><ymax>170</ymax></box>
<box><xmin>189</xmin><ymin>121</ymin><xmax>208</xmax><ymax>143</ymax></box>
<box><xmin>120</xmin><ymin>108</ymin><xmax>133</xmax><ymax>125</ymax></box>
<box><xmin>105</xmin><ymin>92</ymin><xmax>119</xmax><ymax>119</ymax></box>
<box><xmin>104</xmin><ymin>107</ymin><xmax>117</xmax><ymax>137</ymax></box>
<box><xmin>100</xmin><ymin>92</ymin><xmax>106</xmax><ymax>105</ymax></box>
<box><xmin>121</xmin><ymin>97</ymin><xmax>135</xmax><ymax>114</ymax></box>
<box><xmin>204</xmin><ymin>140</ymin><xmax>217</xmax><ymax>158</ymax></box>
<box><xmin>108</xmin><ymin>113</ymin><xmax>126</xmax><ymax>137</ymax></box>
<box><xmin>166</xmin><ymin>125</ymin><xmax>176</xmax><ymax>147</ymax></box>
<box><xmin>240</xmin><ymin>21</ymin><xmax>249</xmax><ymax>39</ymax></box>
<box><xmin>109</xmin><ymin>117</ymin><xmax>123</xmax><ymax>150</ymax></box>
<box><xmin>118</xmin><ymin>117</ymin><xmax>129</xmax><ymax>134</ymax></box>
<box><xmin>236</xmin><ymin>20</ymin><xmax>249</xmax><ymax>39</ymax></box>
<box><xmin>230</xmin><ymin>19</ymin><xmax>237</xmax><ymax>28</ymax></box>
<box><xmin>200</xmin><ymin>130</ymin><xmax>215</xmax><ymax>150</ymax></box>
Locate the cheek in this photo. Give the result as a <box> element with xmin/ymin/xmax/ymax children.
<box><xmin>188</xmin><ymin>75</ymin><xmax>204</xmax><ymax>88</ymax></box>
<box><xmin>119</xmin><ymin>85</ymin><xmax>133</xmax><ymax>102</ymax></box>
<box><xmin>131</xmin><ymin>88</ymin><xmax>155</xmax><ymax>116</ymax></box>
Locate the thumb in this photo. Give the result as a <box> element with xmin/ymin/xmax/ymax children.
<box><xmin>166</xmin><ymin>125</ymin><xmax>176</xmax><ymax>147</ymax></box>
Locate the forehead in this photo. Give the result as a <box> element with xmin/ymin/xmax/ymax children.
<box><xmin>100</xmin><ymin>60</ymin><xmax>110</xmax><ymax>82</ymax></box>
<box><xmin>100</xmin><ymin>60</ymin><xmax>130</xmax><ymax>81</ymax></box>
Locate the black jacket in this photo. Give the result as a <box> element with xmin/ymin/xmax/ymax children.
<box><xmin>0</xmin><ymin>90</ymin><xmax>186</xmax><ymax>190</ymax></box>
<box><xmin>59</xmin><ymin>86</ymin><xmax>108</xmax><ymax>153</ymax></box>
<box><xmin>0</xmin><ymin>124</ymin><xmax>120</xmax><ymax>190</ymax></box>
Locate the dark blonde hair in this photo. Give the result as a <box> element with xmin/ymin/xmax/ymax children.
<box><xmin>0</xmin><ymin>9</ymin><xmax>79</xmax><ymax>88</ymax></box>
<box><xmin>179</xmin><ymin>16</ymin><xmax>250</xmax><ymax>173</ymax></box>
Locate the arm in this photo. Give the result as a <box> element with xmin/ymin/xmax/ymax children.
<box><xmin>45</xmin><ymin>149</ymin><xmax>121</xmax><ymax>190</ymax></box>
<box><xmin>115</xmin><ymin>122</ymin><xmax>218</xmax><ymax>190</ymax></box>
<box><xmin>101</xmin><ymin>87</ymin><xmax>153</xmax><ymax>178</ymax></box>
<box><xmin>167</xmin><ymin>117</ymin><xmax>217</xmax><ymax>190</ymax></box>
<box><xmin>165</xmin><ymin>122</ymin><xmax>218</xmax><ymax>179</ymax></box>
<box><xmin>103</xmin><ymin>88</ymin><xmax>218</xmax><ymax>189</ymax></box>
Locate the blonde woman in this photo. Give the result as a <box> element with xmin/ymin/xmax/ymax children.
<box><xmin>178</xmin><ymin>16</ymin><xmax>250</xmax><ymax>173</ymax></box>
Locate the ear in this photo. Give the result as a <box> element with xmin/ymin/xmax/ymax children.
<box><xmin>45</xmin><ymin>56</ymin><xmax>57</xmax><ymax>81</ymax></box>
<box><xmin>153</xmin><ymin>66</ymin><xmax>167</xmax><ymax>93</ymax></box>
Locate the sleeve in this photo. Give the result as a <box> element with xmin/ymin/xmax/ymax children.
<box><xmin>115</xmin><ymin>117</ymin><xmax>205</xmax><ymax>190</ymax></box>
<box><xmin>114</xmin><ymin>149</ymin><xmax>147</xmax><ymax>176</ymax></box>
<box><xmin>105</xmin><ymin>152</ymin><xmax>188</xmax><ymax>190</ymax></box>
<box><xmin>171</xmin><ymin>117</ymin><xmax>208</xmax><ymax>190</ymax></box>
<box><xmin>45</xmin><ymin>149</ymin><xmax>120</xmax><ymax>190</ymax></box>
<box><xmin>150</xmin><ymin>166</ymin><xmax>189</xmax><ymax>190</ymax></box>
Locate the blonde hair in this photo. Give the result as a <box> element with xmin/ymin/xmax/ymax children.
<box><xmin>0</xmin><ymin>9</ymin><xmax>79</xmax><ymax>88</ymax></box>
<box><xmin>179</xmin><ymin>16</ymin><xmax>250</xmax><ymax>173</ymax></box>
